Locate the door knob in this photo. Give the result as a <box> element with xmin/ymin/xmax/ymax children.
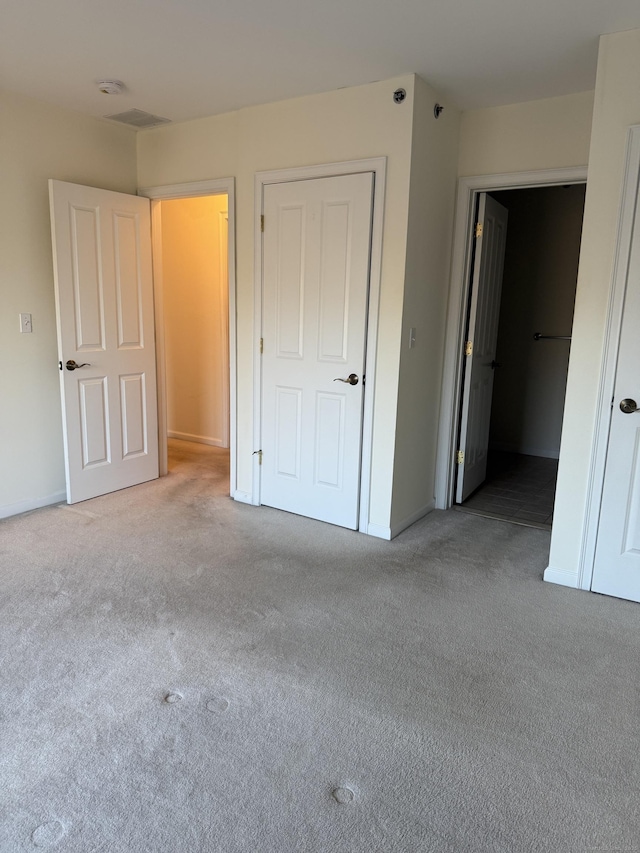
<box><xmin>620</xmin><ymin>398</ymin><xmax>639</xmax><ymax>414</ymax></box>
<box><xmin>491</xmin><ymin>360</ymin><xmax>502</xmax><ymax>369</ymax></box>
<box><xmin>333</xmin><ymin>373</ymin><xmax>359</xmax><ymax>386</ymax></box>
<box><xmin>65</xmin><ymin>359</ymin><xmax>91</xmax><ymax>371</ymax></box>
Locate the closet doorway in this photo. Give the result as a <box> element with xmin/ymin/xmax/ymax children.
<box><xmin>455</xmin><ymin>183</ymin><xmax>586</xmax><ymax>529</ymax></box>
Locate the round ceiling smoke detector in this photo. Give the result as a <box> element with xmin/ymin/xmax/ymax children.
<box><xmin>97</xmin><ymin>80</ymin><xmax>125</xmax><ymax>95</ymax></box>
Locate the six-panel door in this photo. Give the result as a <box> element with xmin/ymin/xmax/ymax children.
<box><xmin>49</xmin><ymin>180</ymin><xmax>159</xmax><ymax>503</ymax></box>
<box><xmin>260</xmin><ymin>173</ymin><xmax>374</xmax><ymax>529</ymax></box>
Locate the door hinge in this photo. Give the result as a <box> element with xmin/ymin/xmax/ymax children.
<box><xmin>465</xmin><ymin>340</ymin><xmax>473</xmax><ymax>356</ymax></box>
<box><xmin>475</xmin><ymin>222</ymin><xmax>483</xmax><ymax>238</ymax></box>
<box><xmin>253</xmin><ymin>449</ymin><xmax>263</xmax><ymax>465</ymax></box>
<box><xmin>456</xmin><ymin>450</ymin><xmax>464</xmax><ymax>464</ymax></box>
<box><xmin>260</xmin><ymin>337</ymin><xmax>264</xmax><ymax>354</ymax></box>
<box><xmin>260</xmin><ymin>215</ymin><xmax>264</xmax><ymax>232</ymax></box>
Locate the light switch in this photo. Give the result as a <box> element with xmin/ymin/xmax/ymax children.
<box><xmin>20</xmin><ymin>313</ymin><xmax>33</xmax><ymax>334</ymax></box>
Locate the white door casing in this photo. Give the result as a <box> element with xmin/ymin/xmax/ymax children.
<box><xmin>591</xmin><ymin>134</ymin><xmax>640</xmax><ymax>602</ymax></box>
<box><xmin>49</xmin><ymin>180</ymin><xmax>158</xmax><ymax>504</ymax></box>
<box><xmin>260</xmin><ymin>172</ymin><xmax>374</xmax><ymax>529</ymax></box>
<box><xmin>456</xmin><ymin>193</ymin><xmax>508</xmax><ymax>503</ymax></box>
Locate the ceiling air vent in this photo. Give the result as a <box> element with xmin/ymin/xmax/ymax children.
<box><xmin>104</xmin><ymin>109</ymin><xmax>171</xmax><ymax>129</ymax></box>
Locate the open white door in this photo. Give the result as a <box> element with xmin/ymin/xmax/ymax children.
<box><xmin>49</xmin><ymin>180</ymin><xmax>158</xmax><ymax>504</ymax></box>
<box><xmin>260</xmin><ymin>172</ymin><xmax>373</xmax><ymax>529</ymax></box>
<box><xmin>592</xmin><ymin>150</ymin><xmax>640</xmax><ymax>602</ymax></box>
<box><xmin>456</xmin><ymin>193</ymin><xmax>508</xmax><ymax>503</ymax></box>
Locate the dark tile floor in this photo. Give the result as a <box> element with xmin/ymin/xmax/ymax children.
<box><xmin>454</xmin><ymin>451</ymin><xmax>558</xmax><ymax>530</ymax></box>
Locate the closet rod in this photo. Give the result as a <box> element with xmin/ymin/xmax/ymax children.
<box><xmin>533</xmin><ymin>332</ymin><xmax>571</xmax><ymax>341</ymax></box>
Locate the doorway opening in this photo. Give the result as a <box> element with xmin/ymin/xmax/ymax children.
<box><xmin>455</xmin><ymin>183</ymin><xmax>586</xmax><ymax>529</ymax></box>
<box><xmin>139</xmin><ymin>178</ymin><xmax>237</xmax><ymax>497</ymax></box>
<box><xmin>155</xmin><ymin>194</ymin><xmax>230</xmax><ymax>488</ymax></box>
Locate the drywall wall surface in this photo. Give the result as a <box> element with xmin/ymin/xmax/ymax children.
<box><xmin>549</xmin><ymin>29</ymin><xmax>640</xmax><ymax>581</ymax></box>
<box><xmin>390</xmin><ymin>77</ymin><xmax>460</xmax><ymax>531</ymax></box>
<box><xmin>0</xmin><ymin>89</ymin><xmax>137</xmax><ymax>515</ymax></box>
<box><xmin>458</xmin><ymin>91</ymin><xmax>594</xmax><ymax>177</ymax></box>
<box><xmin>160</xmin><ymin>195</ymin><xmax>229</xmax><ymax>447</ymax></box>
<box><xmin>138</xmin><ymin>75</ymin><xmax>416</xmax><ymax>528</ymax></box>
<box><xmin>489</xmin><ymin>186</ymin><xmax>584</xmax><ymax>458</ymax></box>
<box><xmin>137</xmin><ymin>111</ymin><xmax>239</xmax><ymax>188</ymax></box>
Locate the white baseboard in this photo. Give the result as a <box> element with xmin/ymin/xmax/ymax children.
<box><xmin>168</xmin><ymin>431</ymin><xmax>226</xmax><ymax>448</ymax></box>
<box><xmin>366</xmin><ymin>501</ymin><xmax>436</xmax><ymax>541</ymax></box>
<box><xmin>391</xmin><ymin>501</ymin><xmax>435</xmax><ymax>538</ymax></box>
<box><xmin>490</xmin><ymin>441</ymin><xmax>559</xmax><ymax>460</ymax></box>
<box><xmin>365</xmin><ymin>523</ymin><xmax>392</xmax><ymax>540</ymax></box>
<box><xmin>233</xmin><ymin>490</ymin><xmax>254</xmax><ymax>505</ymax></box>
<box><xmin>543</xmin><ymin>565</ymin><xmax>579</xmax><ymax>588</ymax></box>
<box><xmin>0</xmin><ymin>490</ymin><xmax>66</xmax><ymax>520</ymax></box>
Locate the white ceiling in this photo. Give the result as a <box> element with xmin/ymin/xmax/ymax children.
<box><xmin>2</xmin><ymin>0</ymin><xmax>640</xmax><ymax>126</ymax></box>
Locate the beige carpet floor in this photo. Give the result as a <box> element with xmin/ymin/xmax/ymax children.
<box><xmin>1</xmin><ymin>439</ymin><xmax>639</xmax><ymax>852</ymax></box>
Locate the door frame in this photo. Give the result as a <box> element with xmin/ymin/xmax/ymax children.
<box><xmin>138</xmin><ymin>178</ymin><xmax>237</xmax><ymax>494</ymax></box>
<box><xmin>435</xmin><ymin>165</ymin><xmax>588</xmax><ymax>511</ymax></box>
<box><xmin>253</xmin><ymin>157</ymin><xmax>387</xmax><ymax>532</ymax></box>
<box><xmin>575</xmin><ymin>125</ymin><xmax>640</xmax><ymax>591</ymax></box>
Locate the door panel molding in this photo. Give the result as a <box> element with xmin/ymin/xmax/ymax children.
<box><xmin>138</xmin><ymin>178</ymin><xmax>237</xmax><ymax>493</ymax></box>
<box><xmin>436</xmin><ymin>165</ymin><xmax>588</xmax><ymax>512</ymax></box>
<box><xmin>254</xmin><ymin>158</ymin><xmax>387</xmax><ymax>531</ymax></box>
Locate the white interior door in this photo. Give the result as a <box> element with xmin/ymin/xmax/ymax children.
<box><xmin>456</xmin><ymin>193</ymin><xmax>508</xmax><ymax>503</ymax></box>
<box><xmin>592</xmin><ymin>165</ymin><xmax>640</xmax><ymax>602</ymax></box>
<box><xmin>49</xmin><ymin>180</ymin><xmax>158</xmax><ymax>504</ymax></box>
<box><xmin>260</xmin><ymin>172</ymin><xmax>373</xmax><ymax>529</ymax></box>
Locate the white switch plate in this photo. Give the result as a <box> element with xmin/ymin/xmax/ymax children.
<box><xmin>20</xmin><ymin>313</ymin><xmax>33</xmax><ymax>334</ymax></box>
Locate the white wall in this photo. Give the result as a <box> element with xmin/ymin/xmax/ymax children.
<box><xmin>548</xmin><ymin>29</ymin><xmax>640</xmax><ymax>584</ymax></box>
<box><xmin>390</xmin><ymin>77</ymin><xmax>460</xmax><ymax>531</ymax></box>
<box><xmin>459</xmin><ymin>91</ymin><xmax>594</xmax><ymax>177</ymax></box>
<box><xmin>160</xmin><ymin>195</ymin><xmax>229</xmax><ymax>447</ymax></box>
<box><xmin>138</xmin><ymin>75</ymin><xmax>416</xmax><ymax>528</ymax></box>
<box><xmin>489</xmin><ymin>186</ymin><xmax>585</xmax><ymax>459</ymax></box>
<box><xmin>0</xmin><ymin>90</ymin><xmax>137</xmax><ymax>517</ymax></box>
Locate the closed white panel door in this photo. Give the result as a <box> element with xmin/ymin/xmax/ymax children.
<box><xmin>49</xmin><ymin>180</ymin><xmax>158</xmax><ymax>504</ymax></box>
<box><xmin>592</xmin><ymin>166</ymin><xmax>640</xmax><ymax>602</ymax></box>
<box><xmin>456</xmin><ymin>194</ymin><xmax>508</xmax><ymax>503</ymax></box>
<box><xmin>261</xmin><ymin>173</ymin><xmax>373</xmax><ymax>529</ymax></box>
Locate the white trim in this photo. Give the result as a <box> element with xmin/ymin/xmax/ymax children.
<box><xmin>0</xmin><ymin>491</ymin><xmax>66</xmax><ymax>520</ymax></box>
<box><xmin>138</xmin><ymin>179</ymin><xmax>230</xmax><ymax>199</ymax></box>
<box><xmin>138</xmin><ymin>178</ymin><xmax>238</xmax><ymax>496</ymax></box>
<box><xmin>218</xmin><ymin>209</ymin><xmax>230</xmax><ymax>448</ymax></box>
<box><xmin>391</xmin><ymin>500</ymin><xmax>436</xmax><ymax>539</ymax></box>
<box><xmin>435</xmin><ymin>166</ymin><xmax>588</xmax><ymax>511</ymax></box>
<box><xmin>543</xmin><ymin>566</ymin><xmax>580</xmax><ymax>589</ymax></box>
<box><xmin>254</xmin><ymin>157</ymin><xmax>387</xmax><ymax>528</ymax></box>
<box><xmin>576</xmin><ymin>125</ymin><xmax>640</xmax><ymax>591</ymax></box>
<box><xmin>232</xmin><ymin>490</ymin><xmax>254</xmax><ymax>505</ymax></box>
<box><xmin>366</xmin><ymin>523</ymin><xmax>392</xmax><ymax>541</ymax></box>
<box><xmin>168</xmin><ymin>431</ymin><xmax>225</xmax><ymax>447</ymax></box>
<box><xmin>149</xmin><ymin>201</ymin><xmax>168</xmax><ymax>476</ymax></box>
<box><xmin>366</xmin><ymin>501</ymin><xmax>435</xmax><ymax>541</ymax></box>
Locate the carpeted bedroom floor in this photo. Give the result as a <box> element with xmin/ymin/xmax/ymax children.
<box><xmin>1</xmin><ymin>439</ymin><xmax>639</xmax><ymax>852</ymax></box>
